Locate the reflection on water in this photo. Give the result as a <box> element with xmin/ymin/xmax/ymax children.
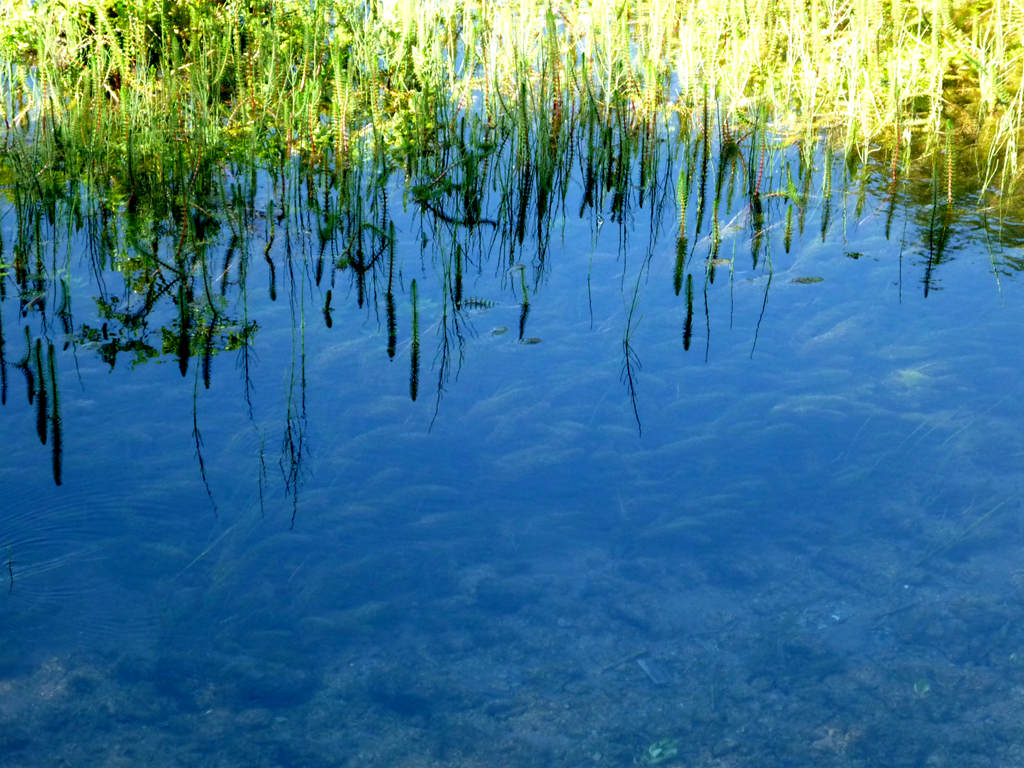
<box><xmin>3</xmin><ymin>118</ymin><xmax>1024</xmax><ymax>765</ymax></box>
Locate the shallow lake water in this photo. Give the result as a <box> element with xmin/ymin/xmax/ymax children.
<box><xmin>3</xmin><ymin>139</ymin><xmax>1024</xmax><ymax>767</ymax></box>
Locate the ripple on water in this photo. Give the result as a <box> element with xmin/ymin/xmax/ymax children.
<box><xmin>0</xmin><ymin>476</ymin><xmax>205</xmax><ymax>663</ymax></box>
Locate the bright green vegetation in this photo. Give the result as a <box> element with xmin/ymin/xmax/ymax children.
<box><xmin>0</xmin><ymin>0</ymin><xmax>1022</xmax><ymax>200</ymax></box>
<box><xmin>1</xmin><ymin>0</ymin><xmax>1024</xmax><ymax>485</ymax></box>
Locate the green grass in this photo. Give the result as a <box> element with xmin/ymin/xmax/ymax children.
<box><xmin>0</xmin><ymin>0</ymin><xmax>1021</xmax><ymax>199</ymax></box>
<box><xmin>0</xmin><ymin>0</ymin><xmax>1022</xmax><ymax>409</ymax></box>
<box><xmin>1</xmin><ymin>2</ymin><xmax>1021</xmax><ymax>481</ymax></box>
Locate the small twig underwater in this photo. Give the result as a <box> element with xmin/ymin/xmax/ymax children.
<box><xmin>915</xmin><ymin>498</ymin><xmax>1012</xmax><ymax>568</ymax></box>
<box><xmin>174</xmin><ymin>520</ymin><xmax>241</xmax><ymax>579</ymax></box>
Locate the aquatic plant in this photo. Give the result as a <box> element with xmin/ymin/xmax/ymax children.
<box><xmin>0</xmin><ymin>0</ymin><xmax>1020</xmax><ymax>201</ymax></box>
<box><xmin>410</xmin><ymin>277</ymin><xmax>419</xmax><ymax>402</ymax></box>
<box><xmin>1</xmin><ymin>0</ymin><xmax>1023</xmax><ymax>486</ymax></box>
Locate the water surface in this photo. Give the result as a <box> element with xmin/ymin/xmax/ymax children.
<box><xmin>3</xmin><ymin>136</ymin><xmax>1024</xmax><ymax>767</ymax></box>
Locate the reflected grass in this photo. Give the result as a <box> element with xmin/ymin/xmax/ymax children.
<box><xmin>1</xmin><ymin>0</ymin><xmax>1023</xmax><ymax>491</ymax></box>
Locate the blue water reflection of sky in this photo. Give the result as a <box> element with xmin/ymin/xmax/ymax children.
<box><xmin>3</xmin><ymin>150</ymin><xmax>1024</xmax><ymax>766</ymax></box>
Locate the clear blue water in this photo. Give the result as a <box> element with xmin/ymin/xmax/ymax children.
<box><xmin>3</xmin><ymin>141</ymin><xmax>1024</xmax><ymax>766</ymax></box>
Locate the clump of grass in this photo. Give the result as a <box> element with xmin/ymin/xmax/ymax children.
<box><xmin>1</xmin><ymin>1</ymin><xmax>1022</xmax><ymax>391</ymax></box>
<box><xmin>2</xmin><ymin>0</ymin><xmax>1021</xmax><ymax>479</ymax></box>
<box><xmin>1</xmin><ymin>0</ymin><xmax>1019</xmax><ymax>206</ymax></box>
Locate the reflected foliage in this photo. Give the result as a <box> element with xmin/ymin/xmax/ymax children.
<box><xmin>1</xmin><ymin>83</ymin><xmax>1022</xmax><ymax>500</ymax></box>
